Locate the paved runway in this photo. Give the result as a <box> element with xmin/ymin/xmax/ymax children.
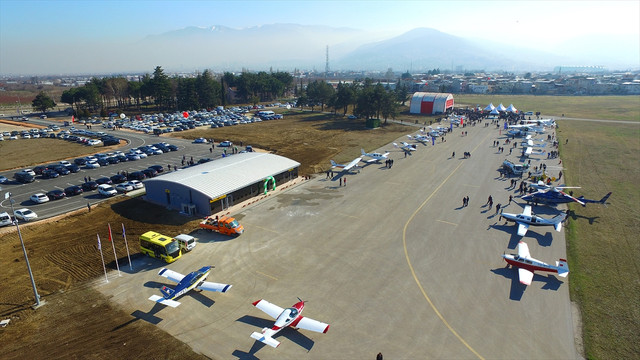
<box><xmin>96</xmin><ymin>120</ymin><xmax>578</xmax><ymax>359</ymax></box>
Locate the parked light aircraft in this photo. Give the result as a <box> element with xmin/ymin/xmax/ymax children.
<box><xmin>148</xmin><ymin>265</ymin><xmax>231</xmax><ymax>307</ymax></box>
<box><xmin>393</xmin><ymin>142</ymin><xmax>417</xmax><ymax>155</ymax></box>
<box><xmin>529</xmin><ymin>181</ymin><xmax>578</xmax><ymax>192</ymax></box>
<box><xmin>502</xmin><ymin>241</ymin><xmax>569</xmax><ymax>285</ymax></box>
<box><xmin>522</xmin><ymin>189</ymin><xmax>611</xmax><ymax>207</ymax></box>
<box><xmin>330</xmin><ymin>157</ymin><xmax>362</xmax><ymax>173</ymax></box>
<box><xmin>500</xmin><ymin>205</ymin><xmax>567</xmax><ymax>236</ymax></box>
<box><xmin>360</xmin><ymin>148</ymin><xmax>389</xmax><ymax>163</ymax></box>
<box><xmin>250</xmin><ymin>298</ymin><xmax>330</xmax><ymax>348</ymax></box>
<box><xmin>406</xmin><ymin>134</ymin><xmax>430</xmax><ymax>144</ymax></box>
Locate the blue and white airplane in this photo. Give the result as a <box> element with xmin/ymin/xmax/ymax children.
<box><xmin>148</xmin><ymin>265</ymin><xmax>231</xmax><ymax>307</ymax></box>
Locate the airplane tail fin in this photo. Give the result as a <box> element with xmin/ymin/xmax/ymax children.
<box><xmin>361</xmin><ymin>148</ymin><xmax>367</xmax><ymax>156</ymax></box>
<box><xmin>556</xmin><ymin>259</ymin><xmax>569</xmax><ymax>277</ymax></box>
<box><xmin>251</xmin><ymin>331</ymin><xmax>280</xmax><ymax>348</ymax></box>
<box><xmin>330</xmin><ymin>160</ymin><xmax>338</xmax><ymax>167</ymax></box>
<box><xmin>160</xmin><ymin>286</ymin><xmax>175</xmax><ymax>298</ymax></box>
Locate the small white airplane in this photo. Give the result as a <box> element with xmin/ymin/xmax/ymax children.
<box><xmin>393</xmin><ymin>142</ymin><xmax>417</xmax><ymax>154</ymax></box>
<box><xmin>500</xmin><ymin>205</ymin><xmax>567</xmax><ymax>236</ymax></box>
<box><xmin>529</xmin><ymin>181</ymin><xmax>579</xmax><ymax>192</ymax></box>
<box><xmin>148</xmin><ymin>266</ymin><xmax>231</xmax><ymax>307</ymax></box>
<box><xmin>250</xmin><ymin>298</ymin><xmax>330</xmax><ymax>348</ymax></box>
<box><xmin>406</xmin><ymin>134</ymin><xmax>430</xmax><ymax>144</ymax></box>
<box><xmin>361</xmin><ymin>148</ymin><xmax>389</xmax><ymax>163</ymax></box>
<box><xmin>523</xmin><ymin>118</ymin><xmax>555</xmax><ymax>127</ymax></box>
<box><xmin>502</xmin><ymin>241</ymin><xmax>569</xmax><ymax>285</ymax></box>
<box><xmin>330</xmin><ymin>157</ymin><xmax>362</xmax><ymax>173</ymax></box>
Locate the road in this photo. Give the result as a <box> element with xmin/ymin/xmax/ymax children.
<box><xmin>0</xmin><ymin>119</ymin><xmax>224</xmax><ymax>219</ymax></box>
<box><xmin>95</xmin><ymin>120</ymin><xmax>579</xmax><ymax>359</ymax></box>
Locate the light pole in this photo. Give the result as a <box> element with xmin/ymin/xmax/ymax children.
<box><xmin>4</xmin><ymin>192</ymin><xmax>43</xmax><ymax>308</ymax></box>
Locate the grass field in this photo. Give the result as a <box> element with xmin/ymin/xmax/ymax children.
<box><xmin>455</xmin><ymin>95</ymin><xmax>640</xmax><ymax>122</ymax></box>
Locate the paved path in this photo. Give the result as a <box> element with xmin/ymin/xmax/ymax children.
<box><xmin>96</xmin><ymin>120</ymin><xmax>579</xmax><ymax>359</ymax></box>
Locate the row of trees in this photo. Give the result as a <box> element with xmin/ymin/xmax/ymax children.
<box><xmin>60</xmin><ymin>66</ymin><xmax>294</xmax><ymax>116</ymax></box>
<box><xmin>297</xmin><ymin>78</ymin><xmax>410</xmax><ymax>123</ymax></box>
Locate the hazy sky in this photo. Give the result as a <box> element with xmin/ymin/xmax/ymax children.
<box><xmin>1</xmin><ymin>0</ymin><xmax>638</xmax><ymax>74</ymax></box>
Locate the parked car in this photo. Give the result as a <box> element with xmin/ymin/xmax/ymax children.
<box><xmin>52</xmin><ymin>165</ymin><xmax>70</xmax><ymax>175</ymax></box>
<box><xmin>74</xmin><ymin>157</ymin><xmax>87</xmax><ymax>165</ymax></box>
<box><xmin>141</xmin><ymin>168</ymin><xmax>158</xmax><ymax>178</ymax></box>
<box><xmin>115</xmin><ymin>183</ymin><xmax>134</xmax><ymax>193</ymax></box>
<box><xmin>85</xmin><ymin>161</ymin><xmax>100</xmax><ymax>169</ymax></box>
<box><xmin>110</xmin><ymin>174</ymin><xmax>127</xmax><ymax>184</ymax></box>
<box><xmin>41</xmin><ymin>169</ymin><xmax>60</xmax><ymax>179</ymax></box>
<box><xmin>64</xmin><ymin>185</ymin><xmax>84</xmax><ymax>196</ymax></box>
<box><xmin>14</xmin><ymin>171</ymin><xmax>35</xmax><ymax>183</ymax></box>
<box><xmin>125</xmin><ymin>180</ymin><xmax>144</xmax><ymax>190</ymax></box>
<box><xmin>96</xmin><ymin>177</ymin><xmax>112</xmax><ymax>185</ymax></box>
<box><xmin>149</xmin><ymin>165</ymin><xmax>164</xmax><ymax>173</ymax></box>
<box><xmin>46</xmin><ymin>189</ymin><xmax>66</xmax><ymax>200</ymax></box>
<box><xmin>30</xmin><ymin>193</ymin><xmax>50</xmax><ymax>204</ymax></box>
<box><xmin>22</xmin><ymin>168</ymin><xmax>36</xmax><ymax>177</ymax></box>
<box><xmin>82</xmin><ymin>181</ymin><xmax>99</xmax><ymax>191</ymax></box>
<box><xmin>0</xmin><ymin>175</ymin><xmax>7</xmax><ymax>184</ymax></box>
<box><xmin>219</xmin><ymin>141</ymin><xmax>233</xmax><ymax>147</ymax></box>
<box><xmin>194</xmin><ymin>137</ymin><xmax>208</xmax><ymax>144</ymax></box>
<box><xmin>14</xmin><ymin>208</ymin><xmax>37</xmax><ymax>222</ymax></box>
<box><xmin>127</xmin><ymin>171</ymin><xmax>146</xmax><ymax>181</ymax></box>
<box><xmin>33</xmin><ymin>165</ymin><xmax>48</xmax><ymax>175</ymax></box>
<box><xmin>65</xmin><ymin>164</ymin><xmax>81</xmax><ymax>173</ymax></box>
<box><xmin>97</xmin><ymin>184</ymin><xmax>117</xmax><ymax>197</ymax></box>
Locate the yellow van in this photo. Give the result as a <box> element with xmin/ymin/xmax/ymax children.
<box><xmin>139</xmin><ymin>231</ymin><xmax>182</xmax><ymax>263</ymax></box>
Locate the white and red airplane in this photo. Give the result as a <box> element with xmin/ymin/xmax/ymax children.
<box><xmin>250</xmin><ymin>298</ymin><xmax>330</xmax><ymax>348</ymax></box>
<box><xmin>330</xmin><ymin>157</ymin><xmax>361</xmax><ymax>173</ymax></box>
<box><xmin>502</xmin><ymin>241</ymin><xmax>569</xmax><ymax>286</ymax></box>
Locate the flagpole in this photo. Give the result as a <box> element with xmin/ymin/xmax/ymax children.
<box><xmin>97</xmin><ymin>234</ymin><xmax>108</xmax><ymax>283</ymax></box>
<box><xmin>122</xmin><ymin>223</ymin><xmax>132</xmax><ymax>271</ymax></box>
<box><xmin>108</xmin><ymin>224</ymin><xmax>121</xmax><ymax>277</ymax></box>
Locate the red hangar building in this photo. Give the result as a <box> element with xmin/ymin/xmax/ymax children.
<box><xmin>409</xmin><ymin>92</ymin><xmax>454</xmax><ymax>115</ymax></box>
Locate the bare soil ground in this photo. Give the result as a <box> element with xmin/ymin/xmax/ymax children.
<box><xmin>0</xmin><ymin>112</ymin><xmax>421</xmax><ymax>359</ymax></box>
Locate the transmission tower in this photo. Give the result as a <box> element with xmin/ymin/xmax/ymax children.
<box><xmin>325</xmin><ymin>45</ymin><xmax>330</xmax><ymax>79</ymax></box>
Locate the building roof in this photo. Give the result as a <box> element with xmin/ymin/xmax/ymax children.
<box><xmin>144</xmin><ymin>152</ymin><xmax>300</xmax><ymax>199</ymax></box>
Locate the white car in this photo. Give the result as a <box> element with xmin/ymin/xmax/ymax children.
<box><xmin>30</xmin><ymin>193</ymin><xmax>50</xmax><ymax>204</ymax></box>
<box><xmin>219</xmin><ymin>140</ymin><xmax>233</xmax><ymax>147</ymax></box>
<box><xmin>115</xmin><ymin>183</ymin><xmax>134</xmax><ymax>193</ymax></box>
<box><xmin>59</xmin><ymin>160</ymin><xmax>72</xmax><ymax>167</ymax></box>
<box><xmin>87</xmin><ymin>139</ymin><xmax>102</xmax><ymax>146</ymax></box>
<box><xmin>126</xmin><ymin>180</ymin><xmax>144</xmax><ymax>189</ymax></box>
<box><xmin>14</xmin><ymin>208</ymin><xmax>38</xmax><ymax>222</ymax></box>
<box><xmin>98</xmin><ymin>184</ymin><xmax>117</xmax><ymax>197</ymax></box>
<box><xmin>84</xmin><ymin>155</ymin><xmax>97</xmax><ymax>162</ymax></box>
<box><xmin>194</xmin><ymin>137</ymin><xmax>208</xmax><ymax>144</ymax></box>
<box><xmin>85</xmin><ymin>161</ymin><xmax>100</xmax><ymax>169</ymax></box>
<box><xmin>23</xmin><ymin>168</ymin><xmax>36</xmax><ymax>176</ymax></box>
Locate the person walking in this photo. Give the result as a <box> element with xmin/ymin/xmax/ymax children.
<box><xmin>339</xmin><ymin>178</ymin><xmax>343</xmax><ymax>186</ymax></box>
<box><xmin>495</xmin><ymin>203</ymin><xmax>501</xmax><ymax>214</ymax></box>
<box><xmin>509</xmin><ymin>195</ymin><xmax>513</xmax><ymax>204</ymax></box>
<box><xmin>486</xmin><ymin>195</ymin><xmax>493</xmax><ymax>206</ymax></box>
<box><xmin>343</xmin><ymin>177</ymin><xmax>347</xmax><ymax>186</ymax></box>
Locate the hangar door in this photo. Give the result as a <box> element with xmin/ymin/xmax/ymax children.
<box><xmin>420</xmin><ymin>101</ymin><xmax>434</xmax><ymax>114</ymax></box>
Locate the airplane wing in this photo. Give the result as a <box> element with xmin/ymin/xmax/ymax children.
<box><xmin>517</xmin><ymin>241</ymin><xmax>531</xmax><ymax>258</ymax></box>
<box><xmin>295</xmin><ymin>316</ymin><xmax>330</xmax><ymax>334</ymax></box>
<box><xmin>365</xmin><ymin>158</ymin><xmax>378</xmax><ymax>163</ymax></box>
<box><xmin>343</xmin><ymin>157</ymin><xmax>362</xmax><ymax>171</ymax></box>
<box><xmin>157</xmin><ymin>268</ymin><xmax>185</xmax><ymax>283</ymax></box>
<box><xmin>252</xmin><ymin>299</ymin><xmax>284</xmax><ymax>319</ymax></box>
<box><xmin>197</xmin><ymin>281</ymin><xmax>232</xmax><ymax>293</ymax></box>
<box><xmin>523</xmin><ymin>205</ymin><xmax>532</xmax><ymax>217</ymax></box>
<box><xmin>518</xmin><ymin>267</ymin><xmax>534</xmax><ymax>286</ymax></box>
<box><xmin>148</xmin><ymin>295</ymin><xmax>181</xmax><ymax>308</ymax></box>
<box><xmin>517</xmin><ymin>222</ymin><xmax>529</xmax><ymax>237</ymax></box>
<box><xmin>525</xmin><ymin>147</ymin><xmax>533</xmax><ymax>156</ymax></box>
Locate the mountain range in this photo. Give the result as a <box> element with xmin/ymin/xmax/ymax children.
<box><xmin>130</xmin><ymin>24</ymin><xmax>638</xmax><ymax>73</ymax></box>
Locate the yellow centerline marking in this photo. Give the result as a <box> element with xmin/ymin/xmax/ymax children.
<box><xmin>256</xmin><ymin>271</ymin><xmax>278</xmax><ymax>281</ymax></box>
<box><xmin>402</xmin><ymin>133</ymin><xmax>491</xmax><ymax>360</ymax></box>
<box><xmin>436</xmin><ymin>219</ymin><xmax>458</xmax><ymax>226</ymax></box>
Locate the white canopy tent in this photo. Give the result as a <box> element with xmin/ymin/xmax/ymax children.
<box><xmin>505</xmin><ymin>104</ymin><xmax>518</xmax><ymax>113</ymax></box>
<box><xmin>496</xmin><ymin>103</ymin><xmax>507</xmax><ymax>111</ymax></box>
<box><xmin>484</xmin><ymin>103</ymin><xmax>495</xmax><ymax>111</ymax></box>
<box><xmin>490</xmin><ymin>108</ymin><xmax>500</xmax><ymax>115</ymax></box>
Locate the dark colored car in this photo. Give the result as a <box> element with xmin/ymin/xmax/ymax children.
<box><xmin>41</xmin><ymin>169</ymin><xmax>60</xmax><ymax>179</ymax></box>
<box><xmin>33</xmin><ymin>165</ymin><xmax>48</xmax><ymax>175</ymax></box>
<box><xmin>97</xmin><ymin>158</ymin><xmax>110</xmax><ymax>166</ymax></box>
<box><xmin>107</xmin><ymin>157</ymin><xmax>120</xmax><ymax>164</ymax></box>
<box><xmin>149</xmin><ymin>165</ymin><xmax>164</xmax><ymax>173</ymax></box>
<box><xmin>52</xmin><ymin>165</ymin><xmax>70</xmax><ymax>175</ymax></box>
<box><xmin>14</xmin><ymin>171</ymin><xmax>35</xmax><ymax>183</ymax></box>
<box><xmin>74</xmin><ymin>158</ymin><xmax>87</xmax><ymax>165</ymax></box>
<box><xmin>96</xmin><ymin>177</ymin><xmax>112</xmax><ymax>185</ymax></box>
<box><xmin>110</xmin><ymin>174</ymin><xmax>127</xmax><ymax>184</ymax></box>
<box><xmin>46</xmin><ymin>189</ymin><xmax>66</xmax><ymax>200</ymax></box>
<box><xmin>116</xmin><ymin>155</ymin><xmax>128</xmax><ymax>162</ymax></box>
<box><xmin>141</xmin><ymin>168</ymin><xmax>158</xmax><ymax>178</ymax></box>
<box><xmin>102</xmin><ymin>137</ymin><xmax>120</xmax><ymax>146</ymax></box>
<box><xmin>197</xmin><ymin>158</ymin><xmax>212</xmax><ymax>164</ymax></box>
<box><xmin>64</xmin><ymin>185</ymin><xmax>84</xmax><ymax>196</ymax></box>
<box><xmin>127</xmin><ymin>171</ymin><xmax>146</xmax><ymax>181</ymax></box>
<box><xmin>167</xmin><ymin>144</ymin><xmax>178</xmax><ymax>151</ymax></box>
<box><xmin>81</xmin><ymin>181</ymin><xmax>99</xmax><ymax>191</ymax></box>
<box><xmin>65</xmin><ymin>164</ymin><xmax>81</xmax><ymax>173</ymax></box>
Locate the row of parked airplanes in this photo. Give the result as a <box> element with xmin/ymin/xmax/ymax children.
<box><xmin>147</xmin><ymin>266</ymin><xmax>328</xmax><ymax>348</ymax></box>
<box><xmin>496</xmin><ymin>120</ymin><xmax>611</xmax><ymax>286</ymax></box>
